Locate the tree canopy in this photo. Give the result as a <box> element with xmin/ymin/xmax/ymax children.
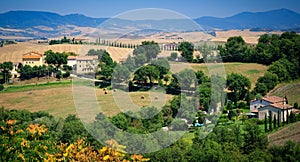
<box><xmin>226</xmin><ymin>73</ymin><xmax>251</xmax><ymax>104</ymax></box>
<box><xmin>44</xmin><ymin>50</ymin><xmax>67</xmax><ymax>69</ymax></box>
<box><xmin>178</xmin><ymin>42</ymin><xmax>194</xmax><ymax>63</ymax></box>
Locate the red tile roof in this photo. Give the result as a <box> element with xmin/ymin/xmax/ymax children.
<box><xmin>262</xmin><ymin>96</ymin><xmax>284</xmax><ymax>103</ymax></box>
<box><xmin>67</xmin><ymin>56</ymin><xmax>77</xmax><ymax>60</ymax></box>
<box><xmin>269</xmin><ymin>103</ymin><xmax>293</xmax><ymax>110</ymax></box>
<box><xmin>23</xmin><ymin>52</ymin><xmax>42</xmax><ymax>59</ymax></box>
<box><xmin>76</xmin><ymin>56</ymin><xmax>98</xmax><ymax>61</ymax></box>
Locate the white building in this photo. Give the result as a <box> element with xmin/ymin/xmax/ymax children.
<box><xmin>76</xmin><ymin>56</ymin><xmax>99</xmax><ymax>74</ymax></box>
<box><xmin>67</xmin><ymin>56</ymin><xmax>77</xmax><ymax>70</ymax></box>
<box><xmin>250</xmin><ymin>96</ymin><xmax>293</xmax><ymax>122</ymax></box>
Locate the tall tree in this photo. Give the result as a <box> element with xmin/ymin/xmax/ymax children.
<box><xmin>226</xmin><ymin>73</ymin><xmax>251</xmax><ymax>104</ymax></box>
<box><xmin>219</xmin><ymin>36</ymin><xmax>249</xmax><ymax>62</ymax></box>
<box><xmin>133</xmin><ymin>65</ymin><xmax>160</xmax><ymax>85</ymax></box>
<box><xmin>178</xmin><ymin>42</ymin><xmax>194</xmax><ymax>63</ymax></box>
<box><xmin>176</xmin><ymin>69</ymin><xmax>196</xmax><ymax>90</ymax></box>
<box><xmin>44</xmin><ymin>50</ymin><xmax>67</xmax><ymax>70</ymax></box>
<box><xmin>0</xmin><ymin>61</ymin><xmax>13</xmax><ymax>84</ymax></box>
<box><xmin>133</xmin><ymin>41</ymin><xmax>160</xmax><ymax>62</ymax></box>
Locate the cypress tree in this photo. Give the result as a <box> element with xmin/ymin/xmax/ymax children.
<box><xmin>286</xmin><ymin>109</ymin><xmax>289</xmax><ymax>124</ymax></box>
<box><xmin>269</xmin><ymin>111</ymin><xmax>272</xmax><ymax>131</ymax></box>
<box><xmin>264</xmin><ymin>113</ymin><xmax>267</xmax><ymax>132</ymax></box>
<box><xmin>277</xmin><ymin>111</ymin><xmax>280</xmax><ymax>127</ymax></box>
<box><xmin>282</xmin><ymin>109</ymin><xmax>285</xmax><ymax>125</ymax></box>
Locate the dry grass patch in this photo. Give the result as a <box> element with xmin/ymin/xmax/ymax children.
<box><xmin>190</xmin><ymin>62</ymin><xmax>267</xmax><ymax>89</ymax></box>
<box><xmin>0</xmin><ymin>84</ymin><xmax>174</xmax><ymax>118</ymax></box>
<box><xmin>268</xmin><ymin>121</ymin><xmax>300</xmax><ymax>147</ymax></box>
<box><xmin>269</xmin><ymin>79</ymin><xmax>300</xmax><ymax>104</ymax></box>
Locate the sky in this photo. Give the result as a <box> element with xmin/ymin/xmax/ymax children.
<box><xmin>1</xmin><ymin>0</ymin><xmax>300</xmax><ymax>18</ymax></box>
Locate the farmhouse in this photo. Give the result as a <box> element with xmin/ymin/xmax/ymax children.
<box><xmin>22</xmin><ymin>52</ymin><xmax>43</xmax><ymax>67</ymax></box>
<box><xmin>76</xmin><ymin>56</ymin><xmax>98</xmax><ymax>74</ymax></box>
<box><xmin>250</xmin><ymin>95</ymin><xmax>293</xmax><ymax>122</ymax></box>
<box><xmin>67</xmin><ymin>56</ymin><xmax>77</xmax><ymax>70</ymax></box>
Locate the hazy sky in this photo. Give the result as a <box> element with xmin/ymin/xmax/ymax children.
<box><xmin>1</xmin><ymin>0</ymin><xmax>300</xmax><ymax>18</ymax></box>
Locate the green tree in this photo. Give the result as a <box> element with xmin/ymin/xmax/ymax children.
<box><xmin>133</xmin><ymin>65</ymin><xmax>160</xmax><ymax>85</ymax></box>
<box><xmin>265</xmin><ymin>113</ymin><xmax>268</xmax><ymax>132</ymax></box>
<box><xmin>254</xmin><ymin>83</ymin><xmax>268</xmax><ymax>96</ymax></box>
<box><xmin>178</xmin><ymin>42</ymin><xmax>194</xmax><ymax>62</ymax></box>
<box><xmin>133</xmin><ymin>41</ymin><xmax>160</xmax><ymax>62</ymax></box>
<box><xmin>219</xmin><ymin>36</ymin><xmax>249</xmax><ymax>62</ymax></box>
<box><xmin>294</xmin><ymin>102</ymin><xmax>299</xmax><ymax>109</ymax></box>
<box><xmin>257</xmin><ymin>72</ymin><xmax>279</xmax><ymax>90</ymax></box>
<box><xmin>170</xmin><ymin>52</ymin><xmax>178</xmax><ymax>61</ymax></box>
<box><xmin>123</xmin><ymin>55</ymin><xmax>136</xmax><ymax>71</ymax></box>
<box><xmin>243</xmin><ymin>120</ymin><xmax>268</xmax><ymax>154</ymax></box>
<box><xmin>176</xmin><ymin>69</ymin><xmax>196</xmax><ymax>90</ymax></box>
<box><xmin>268</xmin><ymin>58</ymin><xmax>296</xmax><ymax>82</ymax></box>
<box><xmin>0</xmin><ymin>61</ymin><xmax>13</xmax><ymax>84</ymax></box>
<box><xmin>44</xmin><ymin>50</ymin><xmax>67</xmax><ymax>70</ymax></box>
<box><xmin>150</xmin><ymin>59</ymin><xmax>170</xmax><ymax>80</ymax></box>
<box><xmin>198</xmin><ymin>42</ymin><xmax>213</xmax><ymax>61</ymax></box>
<box><xmin>87</xmin><ymin>49</ymin><xmax>114</xmax><ymax>66</ymax></box>
<box><xmin>226</xmin><ymin>73</ymin><xmax>251</xmax><ymax>104</ymax></box>
<box><xmin>112</xmin><ymin>64</ymin><xmax>131</xmax><ymax>84</ymax></box>
<box><xmin>63</xmin><ymin>71</ymin><xmax>70</xmax><ymax>78</ymax></box>
<box><xmin>198</xmin><ymin>82</ymin><xmax>211</xmax><ymax>111</ymax></box>
<box><xmin>195</xmin><ymin>70</ymin><xmax>209</xmax><ymax>84</ymax></box>
<box><xmin>20</xmin><ymin>65</ymin><xmax>33</xmax><ymax>80</ymax></box>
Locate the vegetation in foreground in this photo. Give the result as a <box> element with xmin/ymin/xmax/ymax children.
<box><xmin>1</xmin><ymin>107</ymin><xmax>300</xmax><ymax>161</ymax></box>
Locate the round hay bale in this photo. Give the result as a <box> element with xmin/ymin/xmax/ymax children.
<box><xmin>104</xmin><ymin>91</ymin><xmax>108</xmax><ymax>94</ymax></box>
<box><xmin>154</xmin><ymin>96</ymin><xmax>158</xmax><ymax>100</ymax></box>
<box><xmin>141</xmin><ymin>95</ymin><xmax>145</xmax><ymax>99</ymax></box>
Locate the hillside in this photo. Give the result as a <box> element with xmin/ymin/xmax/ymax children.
<box><xmin>190</xmin><ymin>62</ymin><xmax>268</xmax><ymax>88</ymax></box>
<box><xmin>0</xmin><ymin>42</ymin><xmax>133</xmax><ymax>63</ymax></box>
<box><xmin>0</xmin><ymin>9</ymin><xmax>299</xmax><ymax>38</ymax></box>
<box><xmin>269</xmin><ymin>79</ymin><xmax>300</xmax><ymax>104</ymax></box>
<box><xmin>268</xmin><ymin>121</ymin><xmax>300</xmax><ymax>146</ymax></box>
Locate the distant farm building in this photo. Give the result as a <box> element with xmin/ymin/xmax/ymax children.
<box><xmin>76</xmin><ymin>56</ymin><xmax>99</xmax><ymax>74</ymax></box>
<box><xmin>67</xmin><ymin>56</ymin><xmax>77</xmax><ymax>70</ymax></box>
<box><xmin>250</xmin><ymin>95</ymin><xmax>294</xmax><ymax>122</ymax></box>
<box><xmin>22</xmin><ymin>52</ymin><xmax>43</xmax><ymax>67</ymax></box>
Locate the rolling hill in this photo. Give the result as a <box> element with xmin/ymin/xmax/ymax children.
<box><xmin>0</xmin><ymin>8</ymin><xmax>300</xmax><ymax>38</ymax></box>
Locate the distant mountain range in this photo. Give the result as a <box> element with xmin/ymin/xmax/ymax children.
<box><xmin>0</xmin><ymin>8</ymin><xmax>300</xmax><ymax>39</ymax></box>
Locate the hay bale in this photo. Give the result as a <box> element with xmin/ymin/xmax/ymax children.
<box><xmin>113</xmin><ymin>89</ymin><xmax>117</xmax><ymax>92</ymax></box>
<box><xmin>141</xmin><ymin>95</ymin><xmax>145</xmax><ymax>99</ymax></box>
<box><xmin>154</xmin><ymin>96</ymin><xmax>158</xmax><ymax>100</ymax></box>
<box><xmin>103</xmin><ymin>88</ymin><xmax>106</xmax><ymax>91</ymax></box>
<box><xmin>104</xmin><ymin>91</ymin><xmax>108</xmax><ymax>94</ymax></box>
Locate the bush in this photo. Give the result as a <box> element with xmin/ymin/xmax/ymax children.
<box><xmin>63</xmin><ymin>71</ymin><xmax>70</xmax><ymax>78</ymax></box>
<box><xmin>0</xmin><ymin>84</ymin><xmax>3</xmax><ymax>91</ymax></box>
<box><xmin>56</xmin><ymin>71</ymin><xmax>62</xmax><ymax>79</ymax></box>
<box><xmin>237</xmin><ymin>101</ymin><xmax>247</xmax><ymax>109</ymax></box>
